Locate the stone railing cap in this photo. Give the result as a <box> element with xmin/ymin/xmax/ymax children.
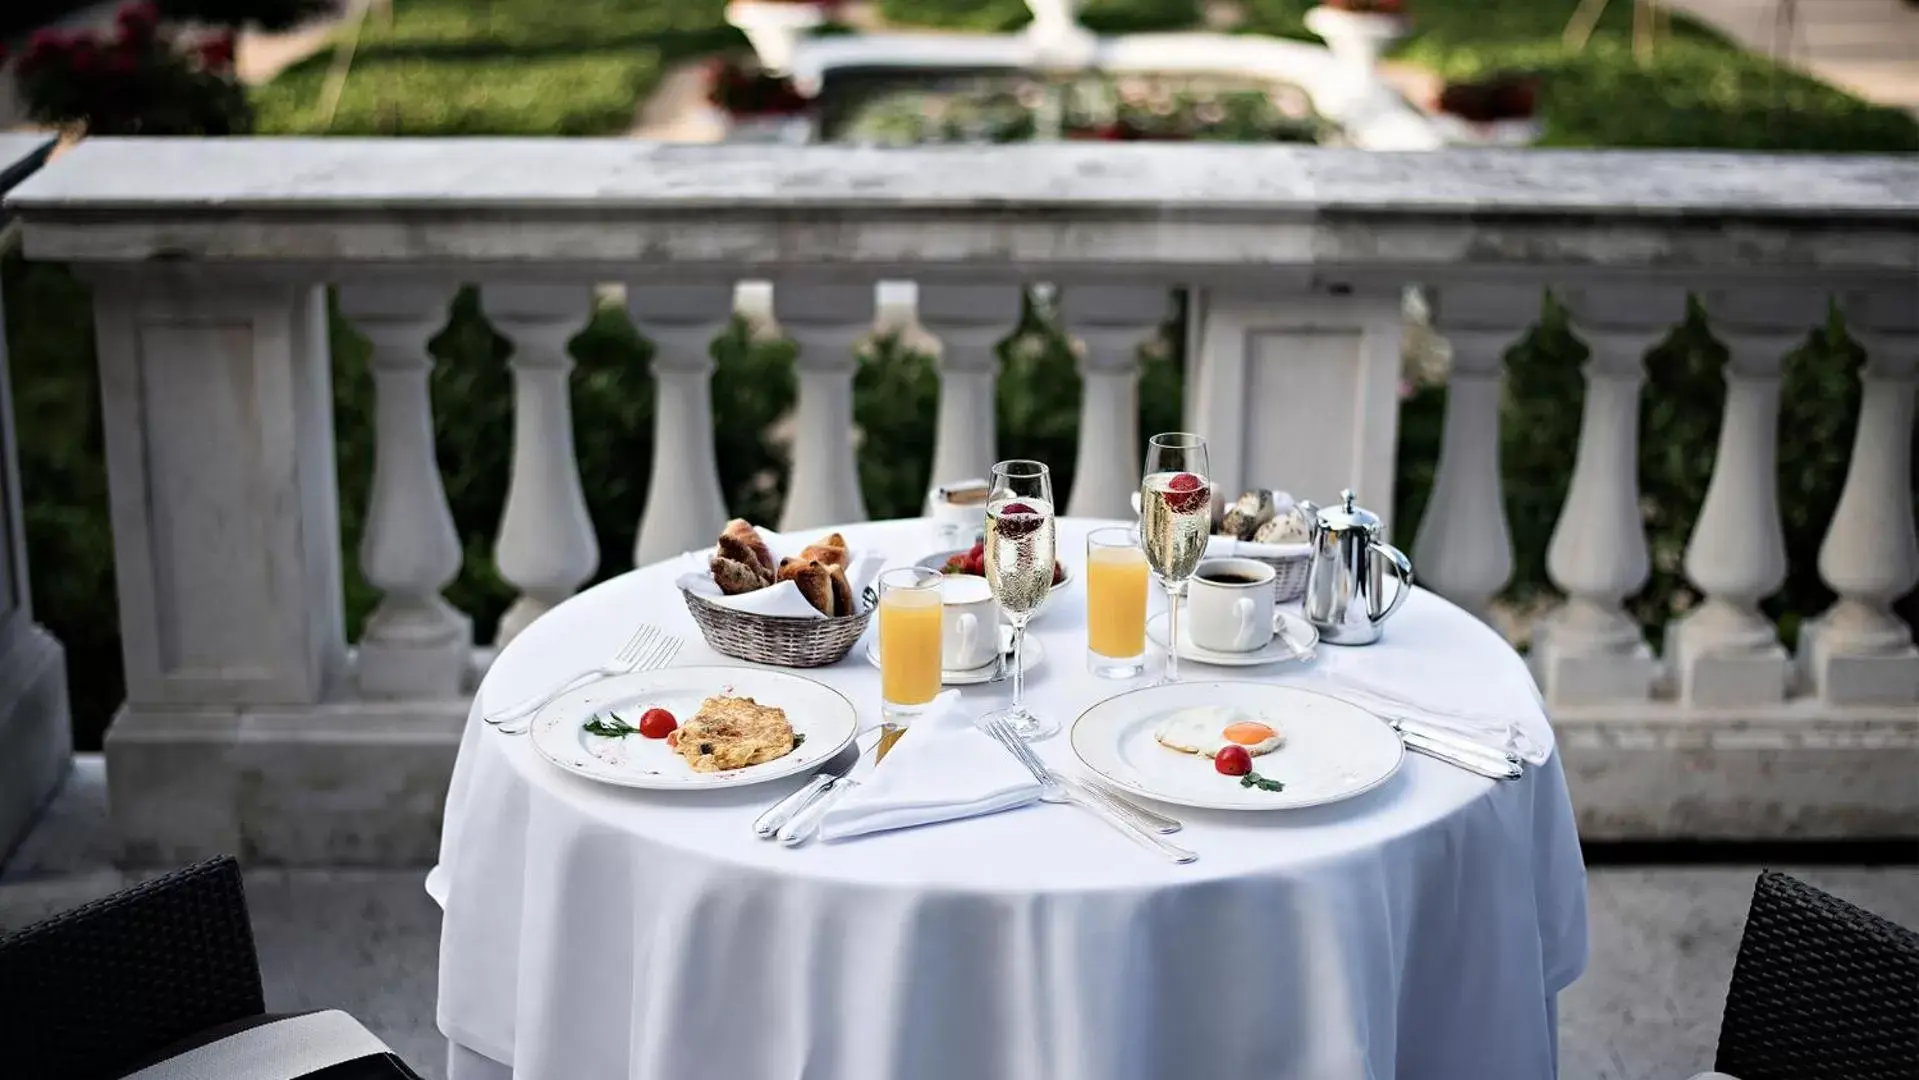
<box><xmin>8</xmin><ymin>138</ymin><xmax>1918</xmax><ymax>220</ymax></box>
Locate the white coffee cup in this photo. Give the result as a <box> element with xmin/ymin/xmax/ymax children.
<box><xmin>1187</xmin><ymin>558</ymin><xmax>1276</xmax><ymax>653</ymax></box>
<box><xmin>940</xmin><ymin>574</ymin><xmax>1001</xmax><ymax>670</ymax></box>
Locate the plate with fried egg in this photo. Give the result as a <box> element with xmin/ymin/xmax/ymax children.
<box><xmin>1069</xmin><ymin>682</ymin><xmax>1404</xmax><ymax>811</ymax></box>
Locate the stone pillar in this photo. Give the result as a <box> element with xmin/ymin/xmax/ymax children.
<box><xmin>1413</xmin><ymin>285</ymin><xmax>1521</xmax><ymax>622</ymax></box>
<box><xmin>337</xmin><ymin>283</ymin><xmax>470</xmax><ymax>699</ymax></box>
<box><xmin>1798</xmin><ymin>288</ymin><xmax>1918</xmax><ymax>704</ymax></box>
<box><xmin>1061</xmin><ymin>286</ymin><xmax>1164</xmax><ymax>519</ymax></box>
<box><xmin>1669</xmin><ymin>286</ymin><xmax>1821</xmax><ymax>706</ymax></box>
<box><xmin>1185</xmin><ymin>282</ymin><xmax>1402</xmax><ymax>534</ymax></box>
<box><xmin>0</xmin><ymin>214</ymin><xmax>71</xmax><ymax>859</ymax></box>
<box><xmin>1531</xmin><ymin>286</ymin><xmax>1684</xmax><ymax>703</ymax></box>
<box><xmin>89</xmin><ymin>270</ymin><xmax>347</xmax><ymax>862</ymax></box>
<box><xmin>484</xmin><ymin>284</ymin><xmax>599</xmax><ymax>644</ymax></box>
<box><xmin>918</xmin><ymin>284</ymin><xmax>1021</xmax><ymax>495</ymax></box>
<box><xmin>629</xmin><ymin>284</ymin><xmax>736</xmax><ymax>565</ymax></box>
<box><xmin>775</xmin><ymin>283</ymin><xmax>873</xmax><ymax>532</ymax></box>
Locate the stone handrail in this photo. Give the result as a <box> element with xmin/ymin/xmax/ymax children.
<box><xmin>5</xmin><ymin>139</ymin><xmax>1915</xmax><ymax>863</ymax></box>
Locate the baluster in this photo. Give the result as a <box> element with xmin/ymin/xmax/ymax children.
<box><xmin>1799</xmin><ymin>288</ymin><xmax>1919</xmax><ymax>704</ymax></box>
<box><xmin>1061</xmin><ymin>286</ymin><xmax>1165</xmax><ymax>519</ymax></box>
<box><xmin>1531</xmin><ymin>288</ymin><xmax>1683</xmax><ymax>703</ymax></box>
<box><xmin>629</xmin><ymin>284</ymin><xmax>737</xmax><ymax>564</ymax></box>
<box><xmin>1413</xmin><ymin>286</ymin><xmax>1519</xmax><ymax>622</ymax></box>
<box><xmin>918</xmin><ymin>284</ymin><xmax>1022</xmax><ymax>494</ymax></box>
<box><xmin>775</xmin><ymin>283</ymin><xmax>873</xmax><ymax>531</ymax></box>
<box><xmin>1670</xmin><ymin>287</ymin><xmax>1822</xmax><ymax>705</ymax></box>
<box><xmin>338</xmin><ymin>283</ymin><xmax>470</xmax><ymax>699</ymax></box>
<box><xmin>484</xmin><ymin>285</ymin><xmax>599</xmax><ymax>644</ymax></box>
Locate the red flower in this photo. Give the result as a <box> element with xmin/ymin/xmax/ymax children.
<box><xmin>198</xmin><ymin>32</ymin><xmax>235</xmax><ymax>72</ymax></box>
<box><xmin>116</xmin><ymin>1</ymin><xmax>161</xmax><ymax>39</ymax></box>
<box><xmin>68</xmin><ymin>34</ymin><xmax>101</xmax><ymax>74</ymax></box>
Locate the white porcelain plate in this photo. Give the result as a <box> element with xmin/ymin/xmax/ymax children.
<box><xmin>1070</xmin><ymin>681</ymin><xmax>1404</xmax><ymax>811</ymax></box>
<box><xmin>528</xmin><ymin>666</ymin><xmax>859</xmax><ymax>791</ymax></box>
<box><xmin>1146</xmin><ymin>610</ymin><xmax>1318</xmax><ymax>667</ymax></box>
<box><xmin>861</xmin><ymin>624</ymin><xmax>1044</xmax><ymax>686</ymax></box>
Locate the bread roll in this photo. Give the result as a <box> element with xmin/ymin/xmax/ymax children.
<box><xmin>826</xmin><ymin>563</ymin><xmax>853</xmax><ymax>617</ymax></box>
<box><xmin>799</xmin><ymin>532</ymin><xmax>850</xmax><ymax>570</ymax></box>
<box><xmin>776</xmin><ymin>557</ymin><xmax>834</xmax><ymax>616</ymax></box>
<box><xmin>722</xmin><ymin>518</ymin><xmax>776</xmax><ymax>574</ymax></box>
<box><xmin>710</xmin><ymin>555</ymin><xmax>768</xmax><ymax>596</ymax></box>
<box><xmin>715</xmin><ymin>534</ymin><xmax>772</xmax><ymax>585</ymax></box>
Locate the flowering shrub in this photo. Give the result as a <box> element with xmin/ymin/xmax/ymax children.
<box><xmin>1320</xmin><ymin>0</ymin><xmax>1406</xmax><ymax>13</ymax></box>
<box><xmin>15</xmin><ymin>2</ymin><xmax>250</xmax><ymax>135</ymax></box>
<box><xmin>707</xmin><ymin>57</ymin><xmax>810</xmax><ymax>116</ymax></box>
<box><xmin>1435</xmin><ymin>73</ymin><xmax>1541</xmax><ymax>123</ymax></box>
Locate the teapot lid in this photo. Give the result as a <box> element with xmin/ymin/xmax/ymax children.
<box><xmin>1315</xmin><ymin>489</ymin><xmax>1381</xmax><ymax>533</ymax></box>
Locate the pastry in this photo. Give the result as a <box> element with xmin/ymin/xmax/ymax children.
<box><xmin>826</xmin><ymin>563</ymin><xmax>853</xmax><ymax>617</ymax></box>
<box><xmin>799</xmin><ymin>532</ymin><xmax>850</xmax><ymax>570</ymax></box>
<box><xmin>722</xmin><ymin>518</ymin><xmax>776</xmax><ymax>575</ymax></box>
<box><xmin>709</xmin><ymin>555</ymin><xmax>768</xmax><ymax>596</ymax></box>
<box><xmin>674</xmin><ymin>694</ymin><xmax>797</xmax><ymax>773</ymax></box>
<box><xmin>1221</xmin><ymin>490</ymin><xmax>1279</xmax><ymax>541</ymax></box>
<box><xmin>1255</xmin><ymin>508</ymin><xmax>1310</xmax><ymax>544</ymax></box>
<box><xmin>776</xmin><ymin>557</ymin><xmax>835</xmax><ymax>616</ymax></box>
<box><xmin>716</xmin><ymin>533</ymin><xmax>773</xmax><ymax>586</ymax></box>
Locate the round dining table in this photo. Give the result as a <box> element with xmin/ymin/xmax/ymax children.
<box><xmin>431</xmin><ymin>518</ymin><xmax>1588</xmax><ymax>1080</ymax></box>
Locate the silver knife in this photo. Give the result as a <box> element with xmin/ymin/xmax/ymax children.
<box><xmin>1397</xmin><ymin>727</ymin><xmax>1521</xmax><ymax>781</ymax></box>
<box><xmin>754</xmin><ymin>772</ymin><xmax>839</xmax><ymax>839</ymax></box>
<box><xmin>776</xmin><ymin>724</ymin><xmax>902</xmax><ymax>847</ymax></box>
<box><xmin>1391</xmin><ymin>716</ymin><xmax>1523</xmax><ymax>770</ymax></box>
<box><xmin>1076</xmin><ymin>774</ymin><xmax>1183</xmax><ymax>834</ymax></box>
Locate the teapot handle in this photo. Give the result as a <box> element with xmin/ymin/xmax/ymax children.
<box><xmin>1368</xmin><ymin>541</ymin><xmax>1414</xmax><ymax>626</ymax></box>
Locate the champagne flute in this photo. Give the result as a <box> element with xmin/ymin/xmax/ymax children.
<box><xmin>1141</xmin><ymin>433</ymin><xmax>1212</xmax><ymax>684</ymax></box>
<box><xmin>981</xmin><ymin>459</ymin><xmax>1057</xmax><ymax>741</ymax></box>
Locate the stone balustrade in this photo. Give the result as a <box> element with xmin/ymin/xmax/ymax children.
<box><xmin>5</xmin><ymin>139</ymin><xmax>1916</xmax><ymax>864</ymax></box>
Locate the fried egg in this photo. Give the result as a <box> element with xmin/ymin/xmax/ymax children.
<box><xmin>1153</xmin><ymin>707</ymin><xmax>1284</xmax><ymax>758</ymax></box>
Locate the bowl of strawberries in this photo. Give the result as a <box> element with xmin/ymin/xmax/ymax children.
<box><xmin>918</xmin><ymin>538</ymin><xmax>1070</xmax><ymax>618</ymax></box>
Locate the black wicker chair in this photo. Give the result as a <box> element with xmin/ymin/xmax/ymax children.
<box><xmin>1696</xmin><ymin>869</ymin><xmax>1919</xmax><ymax>1080</ymax></box>
<box><xmin>0</xmin><ymin>855</ymin><xmax>423</xmax><ymax>1080</ymax></box>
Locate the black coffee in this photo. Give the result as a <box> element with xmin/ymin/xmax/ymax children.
<box><xmin>1198</xmin><ymin>570</ymin><xmax>1265</xmax><ymax>586</ymax></box>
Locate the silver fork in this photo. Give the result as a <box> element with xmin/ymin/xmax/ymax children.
<box><xmin>487</xmin><ymin>625</ymin><xmax>680</xmax><ymax>734</ymax></box>
<box><xmin>978</xmin><ymin>715</ymin><xmax>1197</xmax><ymax>864</ymax></box>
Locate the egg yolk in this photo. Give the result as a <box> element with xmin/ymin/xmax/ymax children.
<box><xmin>1222</xmin><ymin>721</ymin><xmax>1276</xmax><ymax>746</ymax></box>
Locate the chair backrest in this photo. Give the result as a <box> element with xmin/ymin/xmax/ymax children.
<box><xmin>0</xmin><ymin>855</ymin><xmax>266</xmax><ymax>1080</ymax></box>
<box><xmin>1716</xmin><ymin>869</ymin><xmax>1919</xmax><ymax>1080</ymax></box>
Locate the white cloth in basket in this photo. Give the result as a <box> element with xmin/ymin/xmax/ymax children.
<box><xmin>675</xmin><ymin>529</ymin><xmax>883</xmax><ymax>619</ymax></box>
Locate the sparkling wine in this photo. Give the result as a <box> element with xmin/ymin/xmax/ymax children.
<box><xmin>984</xmin><ymin>496</ymin><xmax>1057</xmax><ymax>619</ymax></box>
<box><xmin>1140</xmin><ymin>471</ymin><xmax>1212</xmax><ymax>582</ymax></box>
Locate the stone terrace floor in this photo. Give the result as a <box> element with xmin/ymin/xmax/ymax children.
<box><xmin>4</xmin><ymin>757</ymin><xmax>1916</xmax><ymax>1080</ymax></box>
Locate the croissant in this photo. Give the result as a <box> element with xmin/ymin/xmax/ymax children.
<box><xmin>715</xmin><ymin>534</ymin><xmax>773</xmax><ymax>586</ymax></box>
<box><xmin>826</xmin><ymin>563</ymin><xmax>853</xmax><ymax>617</ymax></box>
<box><xmin>710</xmin><ymin>555</ymin><xmax>768</xmax><ymax>596</ymax></box>
<box><xmin>798</xmin><ymin>531</ymin><xmax>850</xmax><ymax>570</ymax></box>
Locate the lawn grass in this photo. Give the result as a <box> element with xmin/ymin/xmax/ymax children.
<box><xmin>251</xmin><ymin>0</ymin><xmax>743</xmax><ymax>135</ymax></box>
<box><xmin>1239</xmin><ymin>0</ymin><xmax>1919</xmax><ymax>150</ymax></box>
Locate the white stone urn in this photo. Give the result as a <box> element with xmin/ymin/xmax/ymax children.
<box><xmin>725</xmin><ymin>1</ymin><xmax>831</xmax><ymax>76</ymax></box>
<box><xmin>1431</xmin><ymin>113</ymin><xmax>1543</xmax><ymax>147</ymax></box>
<box><xmin>1303</xmin><ymin>5</ymin><xmax>1408</xmax><ymax>114</ymax></box>
<box><xmin>1023</xmin><ymin>0</ymin><xmax>1097</xmax><ymax>67</ymax></box>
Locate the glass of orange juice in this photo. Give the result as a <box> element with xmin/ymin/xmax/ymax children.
<box><xmin>878</xmin><ymin>566</ymin><xmax>944</xmax><ymax>717</ymax></box>
<box><xmin>1086</xmin><ymin>526</ymin><xmax>1149</xmax><ymax>678</ymax></box>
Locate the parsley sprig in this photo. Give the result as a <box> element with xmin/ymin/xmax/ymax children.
<box><xmin>1239</xmin><ymin>772</ymin><xmax>1285</xmax><ymax>792</ymax></box>
<box><xmin>583</xmin><ymin>713</ymin><xmax>639</xmax><ymax>738</ymax></box>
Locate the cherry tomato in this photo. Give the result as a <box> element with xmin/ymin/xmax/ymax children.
<box><xmin>1214</xmin><ymin>745</ymin><xmax>1253</xmax><ymax>777</ymax></box>
<box><xmin>639</xmin><ymin>707</ymin><xmax>678</xmax><ymax>739</ymax></box>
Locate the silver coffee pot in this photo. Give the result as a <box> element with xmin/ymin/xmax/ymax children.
<box><xmin>1295</xmin><ymin>489</ymin><xmax>1414</xmax><ymax>646</ymax></box>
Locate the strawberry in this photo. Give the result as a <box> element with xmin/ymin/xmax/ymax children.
<box><xmin>1052</xmin><ymin>561</ymin><xmax>1064</xmax><ymax>584</ymax></box>
<box><xmin>1161</xmin><ymin>472</ymin><xmax>1210</xmax><ymax>514</ymax></box>
<box><xmin>994</xmin><ymin>502</ymin><xmax>1044</xmax><ymax>539</ymax></box>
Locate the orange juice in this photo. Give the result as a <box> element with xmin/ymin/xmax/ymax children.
<box><xmin>1087</xmin><ymin>543</ymin><xmax>1149</xmax><ymax>658</ymax></box>
<box><xmin>880</xmin><ymin>586</ymin><xmax>943</xmax><ymax>707</ymax></box>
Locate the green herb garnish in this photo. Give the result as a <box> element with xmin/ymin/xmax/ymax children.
<box><xmin>1238</xmin><ymin>772</ymin><xmax>1285</xmax><ymax>792</ymax></box>
<box><xmin>793</xmin><ymin>733</ymin><xmax>806</xmax><ymax>749</ymax></box>
<box><xmin>583</xmin><ymin>713</ymin><xmax>640</xmax><ymax>738</ymax></box>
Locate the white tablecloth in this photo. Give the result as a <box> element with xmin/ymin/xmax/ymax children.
<box><xmin>434</xmin><ymin>519</ymin><xmax>1588</xmax><ymax>1080</ymax></box>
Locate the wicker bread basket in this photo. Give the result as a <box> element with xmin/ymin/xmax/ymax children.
<box><xmin>680</xmin><ymin>587</ymin><xmax>872</xmax><ymax>668</ymax></box>
<box><xmin>1246</xmin><ymin>548</ymin><xmax>1311</xmax><ymax>604</ymax></box>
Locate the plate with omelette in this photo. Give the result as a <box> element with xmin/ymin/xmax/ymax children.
<box><xmin>1069</xmin><ymin>682</ymin><xmax>1403</xmax><ymax>811</ymax></box>
<box><xmin>528</xmin><ymin>666</ymin><xmax>858</xmax><ymax>791</ymax></box>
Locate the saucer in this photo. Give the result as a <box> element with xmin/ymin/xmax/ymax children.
<box><xmin>863</xmin><ymin>625</ymin><xmax>1045</xmax><ymax>686</ymax></box>
<box><xmin>1145</xmin><ymin>610</ymin><xmax>1317</xmax><ymax>667</ymax></box>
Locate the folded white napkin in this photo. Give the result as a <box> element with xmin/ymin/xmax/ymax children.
<box><xmin>1290</xmin><ymin>593</ymin><xmax>1554</xmax><ymax>765</ymax></box>
<box><xmin>675</xmin><ymin>529</ymin><xmax>883</xmax><ymax>619</ymax></box>
<box><xmin>820</xmin><ymin>691</ymin><xmax>1041</xmax><ymax>841</ymax></box>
